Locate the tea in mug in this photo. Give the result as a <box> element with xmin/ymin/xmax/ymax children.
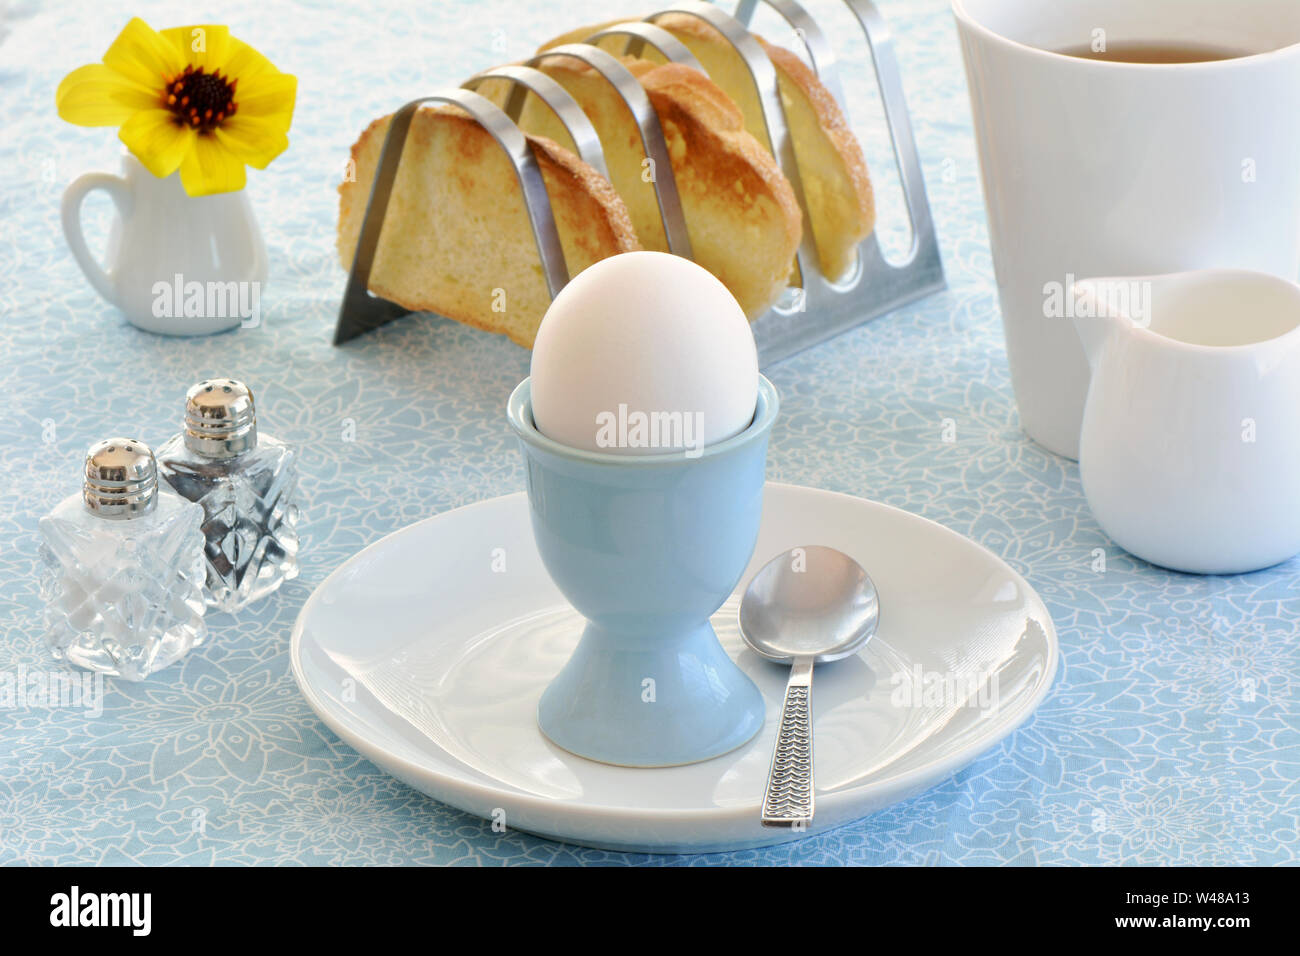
<box><xmin>1055</xmin><ymin>41</ymin><xmax>1249</xmax><ymax>63</ymax></box>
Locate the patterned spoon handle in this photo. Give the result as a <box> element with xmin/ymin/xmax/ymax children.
<box><xmin>761</xmin><ymin>657</ymin><xmax>815</xmax><ymax>827</ymax></box>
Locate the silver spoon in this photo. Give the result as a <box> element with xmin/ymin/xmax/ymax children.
<box><xmin>739</xmin><ymin>546</ymin><xmax>880</xmax><ymax>828</ymax></box>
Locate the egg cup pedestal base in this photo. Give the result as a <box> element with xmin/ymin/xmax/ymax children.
<box><xmin>538</xmin><ymin>619</ymin><xmax>764</xmax><ymax>768</ymax></box>
<box><xmin>508</xmin><ymin>376</ymin><xmax>781</xmax><ymax>775</ymax></box>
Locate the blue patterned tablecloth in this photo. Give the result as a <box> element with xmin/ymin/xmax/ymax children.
<box><xmin>1</xmin><ymin>0</ymin><xmax>1296</xmax><ymax>866</ymax></box>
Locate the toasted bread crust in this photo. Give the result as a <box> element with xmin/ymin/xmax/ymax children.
<box><xmin>540</xmin><ymin>18</ymin><xmax>875</xmax><ymax>278</ymax></box>
<box><xmin>529</xmin><ymin>131</ymin><xmax>641</xmax><ymax>260</ymax></box>
<box><xmin>338</xmin><ymin>107</ymin><xmax>639</xmax><ymax>348</ymax></box>
<box><xmin>756</xmin><ymin>38</ymin><xmax>874</xmax><ymax>239</ymax></box>
<box><xmin>635</xmin><ymin>61</ymin><xmax>802</xmax><ymax>257</ymax></box>
<box><xmin>526</xmin><ymin>54</ymin><xmax>801</xmax><ymax>316</ymax></box>
<box><xmin>537</xmin><ymin>19</ymin><xmax>630</xmax><ymax>51</ymax></box>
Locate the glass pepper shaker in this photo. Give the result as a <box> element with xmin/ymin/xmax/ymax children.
<box><xmin>157</xmin><ymin>379</ymin><xmax>301</xmax><ymax>612</ymax></box>
<box><xmin>39</xmin><ymin>437</ymin><xmax>208</xmax><ymax>680</ymax></box>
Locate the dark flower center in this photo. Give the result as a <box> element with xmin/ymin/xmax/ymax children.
<box><xmin>163</xmin><ymin>65</ymin><xmax>237</xmax><ymax>134</ymax></box>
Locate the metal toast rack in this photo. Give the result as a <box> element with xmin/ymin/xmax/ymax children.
<box><xmin>332</xmin><ymin>0</ymin><xmax>945</xmax><ymax>367</ymax></box>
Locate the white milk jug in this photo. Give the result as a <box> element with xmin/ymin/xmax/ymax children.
<box><xmin>1072</xmin><ymin>271</ymin><xmax>1300</xmax><ymax>574</ymax></box>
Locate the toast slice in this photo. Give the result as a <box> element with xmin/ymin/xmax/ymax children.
<box><xmin>540</xmin><ymin>18</ymin><xmax>874</xmax><ymax>281</ymax></box>
<box><xmin>337</xmin><ymin>107</ymin><xmax>640</xmax><ymax>348</ymax></box>
<box><xmin>482</xmin><ymin>59</ymin><xmax>801</xmax><ymax>318</ymax></box>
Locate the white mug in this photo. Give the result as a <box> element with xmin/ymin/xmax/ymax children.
<box><xmin>953</xmin><ymin>0</ymin><xmax>1300</xmax><ymax>459</ymax></box>
<box><xmin>1073</xmin><ymin>270</ymin><xmax>1300</xmax><ymax>574</ymax></box>
<box><xmin>61</xmin><ymin>154</ymin><xmax>267</xmax><ymax>336</ymax></box>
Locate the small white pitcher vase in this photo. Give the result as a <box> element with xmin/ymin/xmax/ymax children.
<box><xmin>61</xmin><ymin>154</ymin><xmax>267</xmax><ymax>336</ymax></box>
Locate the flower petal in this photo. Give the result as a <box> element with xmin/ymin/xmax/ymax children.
<box><xmin>119</xmin><ymin>110</ymin><xmax>193</xmax><ymax>179</ymax></box>
<box><xmin>180</xmin><ymin>133</ymin><xmax>247</xmax><ymax>196</ymax></box>
<box><xmin>159</xmin><ymin>24</ymin><xmax>231</xmax><ymax>72</ymax></box>
<box><xmin>56</xmin><ymin>63</ymin><xmax>159</xmax><ymax>126</ymax></box>
<box><xmin>217</xmin><ymin>36</ymin><xmax>278</xmax><ymax>83</ymax></box>
<box><xmin>103</xmin><ymin>17</ymin><xmax>185</xmax><ymax>90</ymax></box>
<box><xmin>231</xmin><ymin>70</ymin><xmax>296</xmax><ymax>124</ymax></box>
<box><xmin>215</xmin><ymin>114</ymin><xmax>289</xmax><ymax>169</ymax></box>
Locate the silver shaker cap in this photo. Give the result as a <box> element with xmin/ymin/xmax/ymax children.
<box><xmin>183</xmin><ymin>379</ymin><xmax>258</xmax><ymax>458</ymax></box>
<box><xmin>83</xmin><ymin>437</ymin><xmax>158</xmax><ymax>519</ymax></box>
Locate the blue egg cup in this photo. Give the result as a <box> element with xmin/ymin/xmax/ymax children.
<box><xmin>507</xmin><ymin>376</ymin><xmax>778</xmax><ymax>767</ymax></box>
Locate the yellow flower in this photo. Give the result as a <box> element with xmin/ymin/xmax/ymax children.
<box><xmin>56</xmin><ymin>19</ymin><xmax>296</xmax><ymax>196</ymax></box>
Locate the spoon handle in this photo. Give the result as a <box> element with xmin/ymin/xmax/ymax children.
<box><xmin>761</xmin><ymin>657</ymin><xmax>814</xmax><ymax>827</ymax></box>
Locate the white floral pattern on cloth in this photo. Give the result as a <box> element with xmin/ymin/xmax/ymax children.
<box><xmin>0</xmin><ymin>0</ymin><xmax>1296</xmax><ymax>865</ymax></box>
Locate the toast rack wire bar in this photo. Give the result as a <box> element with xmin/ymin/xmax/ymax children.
<box><xmin>463</xmin><ymin>65</ymin><xmax>610</xmax><ymax>179</ymax></box>
<box><xmin>468</xmin><ymin>55</ymin><xmax>693</xmax><ymax>255</ymax></box>
<box><xmin>725</xmin><ymin>0</ymin><xmax>944</xmax><ymax>365</ymax></box>
<box><xmin>333</xmin><ymin>89</ymin><xmax>567</xmax><ymax>344</ymax></box>
<box><xmin>736</xmin><ymin>0</ymin><xmax>845</xmax><ymax>107</ymax></box>
<box><xmin>332</xmin><ymin>0</ymin><xmax>944</xmax><ymax>366</ymax></box>
<box><xmin>525</xmin><ymin>45</ymin><xmax>693</xmax><ymax>257</ymax></box>
<box><xmin>589</xmin><ymin>22</ymin><xmax>705</xmax><ymax>69</ymax></box>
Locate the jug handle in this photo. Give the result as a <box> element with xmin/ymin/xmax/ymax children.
<box><xmin>61</xmin><ymin>171</ymin><xmax>133</xmax><ymax>308</ymax></box>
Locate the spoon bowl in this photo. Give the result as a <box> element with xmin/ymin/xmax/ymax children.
<box><xmin>739</xmin><ymin>545</ymin><xmax>879</xmax><ymax>664</ymax></box>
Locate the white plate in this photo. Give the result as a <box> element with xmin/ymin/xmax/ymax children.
<box><xmin>290</xmin><ymin>483</ymin><xmax>1059</xmax><ymax>853</ymax></box>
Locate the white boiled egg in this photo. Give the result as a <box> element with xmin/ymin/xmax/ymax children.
<box><xmin>530</xmin><ymin>251</ymin><xmax>759</xmax><ymax>456</ymax></box>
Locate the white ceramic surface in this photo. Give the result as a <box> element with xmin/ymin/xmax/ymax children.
<box><xmin>290</xmin><ymin>483</ymin><xmax>1059</xmax><ymax>853</ymax></box>
<box><xmin>1074</xmin><ymin>271</ymin><xmax>1300</xmax><ymax>574</ymax></box>
<box><xmin>954</xmin><ymin>0</ymin><xmax>1300</xmax><ymax>460</ymax></box>
<box><xmin>61</xmin><ymin>154</ymin><xmax>268</xmax><ymax>336</ymax></box>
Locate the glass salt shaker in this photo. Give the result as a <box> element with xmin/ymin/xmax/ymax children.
<box><xmin>39</xmin><ymin>437</ymin><xmax>207</xmax><ymax>680</ymax></box>
<box><xmin>157</xmin><ymin>379</ymin><xmax>301</xmax><ymax>612</ymax></box>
